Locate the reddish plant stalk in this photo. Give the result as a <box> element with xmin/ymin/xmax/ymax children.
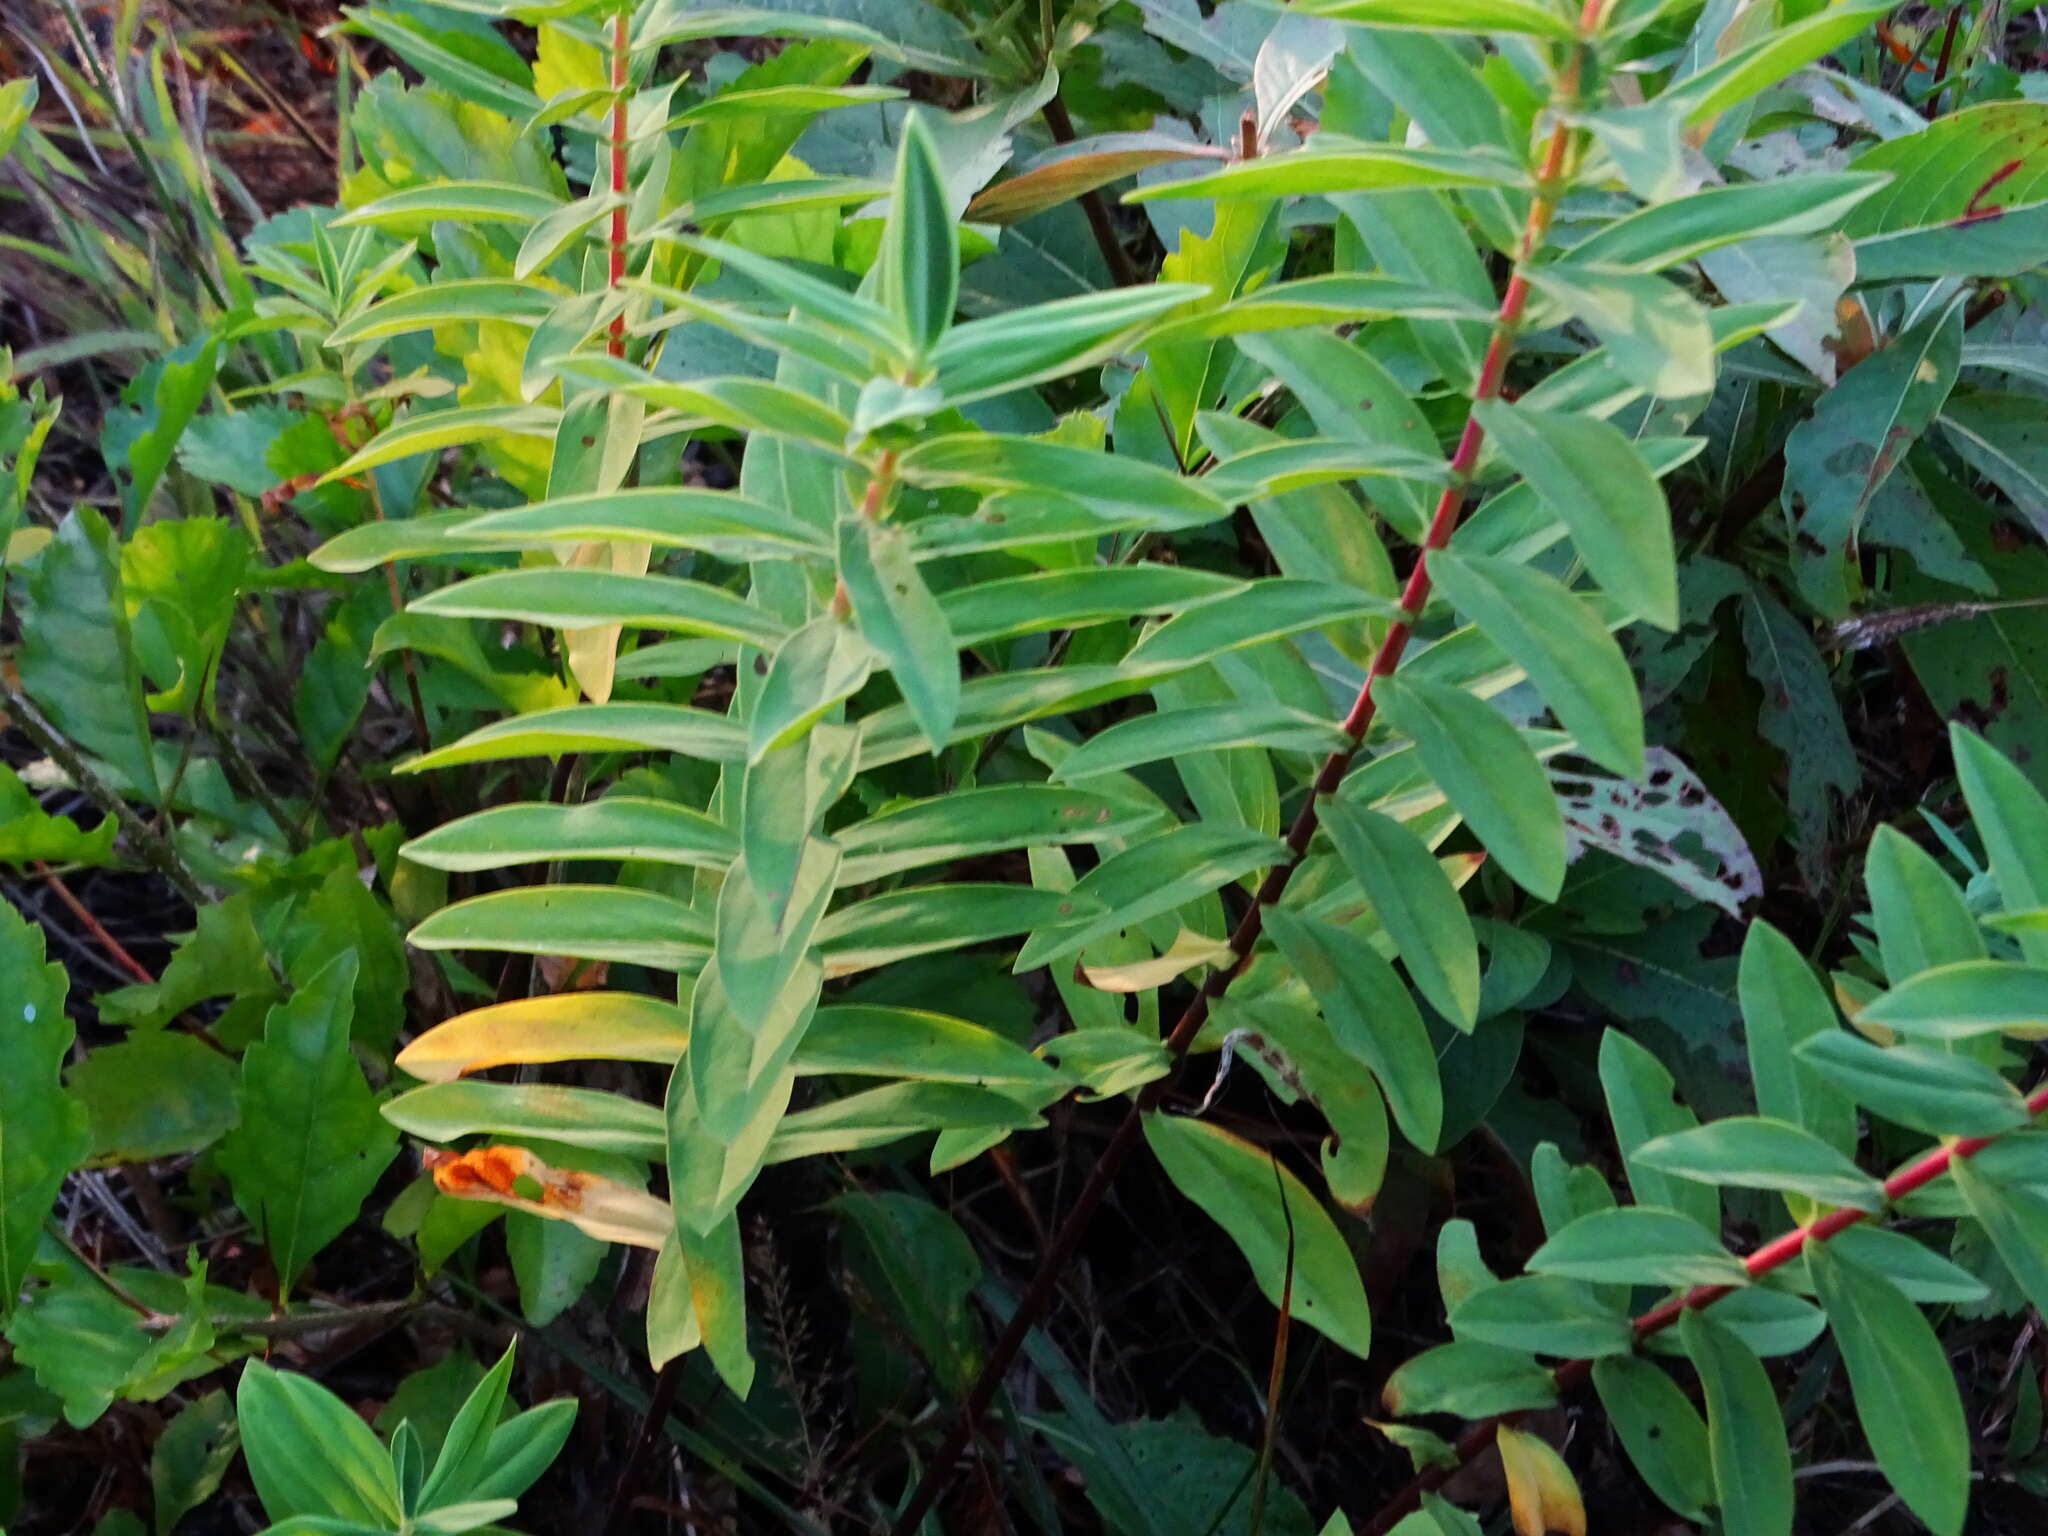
<box><xmin>606</xmin><ymin>7</ymin><xmax>628</xmax><ymax>359</ymax></box>
<box><xmin>1358</xmin><ymin>1079</ymin><xmax>2048</xmax><ymax>1536</ymax></box>
<box><xmin>888</xmin><ymin>15</ymin><xmax>1600</xmax><ymax>1529</ymax></box>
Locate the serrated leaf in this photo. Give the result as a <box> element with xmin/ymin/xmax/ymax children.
<box><xmin>0</xmin><ymin>906</ymin><xmax>89</xmax><ymax>1309</ymax></box>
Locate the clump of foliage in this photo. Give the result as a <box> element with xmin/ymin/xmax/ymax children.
<box><xmin>9</xmin><ymin>0</ymin><xmax>2048</xmax><ymax>1532</ymax></box>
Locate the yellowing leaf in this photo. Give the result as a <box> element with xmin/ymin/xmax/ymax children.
<box><xmin>395</xmin><ymin>992</ymin><xmax>692</xmax><ymax>1082</ymax></box>
<box><xmin>423</xmin><ymin>1145</ymin><xmax>670</xmax><ymax>1249</ymax></box>
<box><xmin>1497</xmin><ymin>1425</ymin><xmax>1586</xmax><ymax>1536</ymax></box>
<box><xmin>1079</xmin><ymin>928</ymin><xmax>1235</xmax><ymax>993</ymax></box>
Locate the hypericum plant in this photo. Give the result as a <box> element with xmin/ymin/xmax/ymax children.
<box><xmin>17</xmin><ymin>0</ymin><xmax>2048</xmax><ymax>1527</ymax></box>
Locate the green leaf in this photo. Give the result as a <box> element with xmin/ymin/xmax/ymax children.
<box><xmin>767</xmin><ymin>1079</ymin><xmax>1043</xmax><ymax>1162</ymax></box>
<box><xmin>1599</xmin><ymin>1029</ymin><xmax>1718</xmax><ymax>1235</ymax></box>
<box><xmin>0</xmin><ymin>762</ymin><xmax>116</xmax><ymax>869</ymax></box>
<box><xmin>940</xmin><ymin>565</ymin><xmax>1243</xmax><ymax>649</ymax></box>
<box><xmin>1054</xmin><ymin>702</ymin><xmax>1346</xmax><ymax>783</ymax></box>
<box><xmin>68</xmin><ymin>1033</ymin><xmax>238</xmax><ymax>1164</ymax></box>
<box><xmin>1680</xmin><ymin>1310</ymin><xmax>1793</xmax><ymax>1536</ymax></box>
<box><xmin>932</xmin><ymin>283</ymin><xmax>1207</xmax><ymax>403</ymax></box>
<box><xmin>877</xmin><ymin>110</ymin><xmax>955</xmax><ymax>355</ymax></box>
<box><xmin>1266</xmin><ymin>910</ymin><xmax>1441</xmax><ymax>1152</ymax></box>
<box><xmin>1797</xmin><ymin>1033</ymin><xmax>2029</xmax><ymax>1137</ymax></box>
<box><xmin>1449</xmin><ymin>1275</ymin><xmax>1634</xmax><ymax>1358</ymax></box>
<box><xmin>1200</xmin><ymin>439</ymin><xmax>1446</xmax><ymax>504</ymax></box>
<box><xmin>1294</xmin><ymin>0</ymin><xmax>1575</xmax><ymax>35</ymax></box>
<box><xmin>1145</xmin><ymin>274</ymin><xmax>1489</xmax><ymax>345</ymax></box>
<box><xmin>1810</xmin><ymin>1244</ymin><xmax>1969</xmax><ymax>1536</ymax></box>
<box><xmin>321</xmin><ymin>404</ymin><xmax>560</xmax><ymax>482</ymax></box>
<box><xmin>831</xmin><ymin>1192</ymin><xmax>982</xmax><ymax>1392</ymax></box>
<box><xmin>1859</xmin><ymin>959</ymin><xmax>2048</xmax><ymax>1040</ymax></box>
<box><xmin>1472</xmin><ymin>401</ymin><xmax>1677</xmax><ymax>629</ymax></box>
<box><xmin>750</xmin><ymin>616</ymin><xmax>875</xmax><ymax>760</ymax></box>
<box><xmin>151</xmin><ymin>1388</ymin><xmax>239</xmax><ymax>1536</ymax></box>
<box><xmin>237</xmin><ymin>1359</ymin><xmax>402</xmax><ymax>1526</ymax></box>
<box><xmin>100</xmin><ymin>336</ymin><xmax>218</xmax><ymax>526</ymax></box>
<box><xmin>1662</xmin><ymin>0</ymin><xmax>1895</xmax><ymax>125</ymax></box>
<box><xmin>1529</xmin><ymin>1207</ymin><xmax>1747</xmax><ymax>1287</ymax></box>
<box><xmin>839</xmin><ymin>515</ymin><xmax>958</xmax><ymax>756</ymax></box>
<box><xmin>408</xmin><ymin>885</ymin><xmax>712</xmax><ymax>971</ymax></box>
<box><xmin>1952</xmin><ymin>1159</ymin><xmax>2048</xmax><ymax>1317</ymax></box>
<box><xmin>1591</xmin><ymin>1357</ymin><xmax>1711</xmax><ymax>1523</ymax></box>
<box><xmin>1824</xmin><ymin>1226</ymin><xmax>1989</xmax><ymax>1305</ymax></box>
<box><xmin>1564</xmin><ymin>173</ymin><xmax>1888</xmax><ymax>272</ymax></box>
<box><xmin>411</xmin><ymin>569</ymin><xmax>785</xmax><ymax>648</ymax></box>
<box><xmin>1952</xmin><ymin>724</ymin><xmax>2048</xmax><ymax>965</ymax></box>
<box><xmin>450</xmin><ymin>487</ymin><xmax>830</xmax><ymax>562</ymax></box>
<box><xmin>1376</xmin><ymin>675</ymin><xmax>1566</xmax><ymax>900</ymax></box>
<box><xmin>898</xmin><ymin>434</ymin><xmax>1226</xmax><ymax>530</ymax></box>
<box><xmin>1634</xmin><ymin>1117</ymin><xmax>1884</xmax><ymax>1212</ymax></box>
<box><xmin>800</xmin><ymin>1006</ymin><xmax>1062</xmax><ymax>1090</ymax></box>
<box><xmin>1142</xmin><ymin>1113</ymin><xmax>1372</xmax><ymax>1359</ymax></box>
<box><xmin>1523</xmin><ymin>264</ymin><xmax>1714</xmax><ymax>399</ymax></box>
<box><xmin>329</xmin><ymin>280</ymin><xmax>555</xmax><ymax>346</ymax></box>
<box><xmin>1123</xmin><ymin>579</ymin><xmax>1398</xmax><ymax>670</ymax></box>
<box><xmin>16</xmin><ymin>508</ymin><xmax>159</xmax><ymax>801</ymax></box>
<box><xmin>334</xmin><ymin>180</ymin><xmax>564</xmax><ymax>229</ymax></box>
<box><xmin>1846</xmin><ymin>103</ymin><xmax>2048</xmax><ymax>281</ymax></box>
<box><xmin>1013</xmin><ymin>825</ymin><xmax>1284</xmax><ymax>972</ymax></box>
<box><xmin>1426</xmin><ymin>549</ymin><xmax>1643</xmax><ymax>778</ymax></box>
<box><xmin>836</xmin><ymin>786</ymin><xmax>1162</xmax><ymax>883</ymax></box>
<box><xmin>218</xmin><ymin>954</ymin><xmax>399</xmax><ymax>1292</ymax></box>
<box><xmin>0</xmin><ymin>905</ymin><xmax>88</xmax><ymax>1310</ymax></box>
<box><xmin>384</xmin><ymin>1081</ymin><xmax>664</xmax><ymax>1160</ymax></box>
<box><xmin>1380</xmin><ymin>1340</ymin><xmax>1557</xmax><ymax>1419</ymax></box>
<box><xmin>417</xmin><ymin>1344</ymin><xmax>515</xmax><ymax>1512</ymax></box>
<box><xmin>1126</xmin><ymin>136</ymin><xmax>1523</xmax><ymax>202</ymax></box>
<box><xmin>405</xmin><ymin>703</ymin><xmax>747</xmax><ymax>772</ymax></box>
<box><xmin>1738</xmin><ymin>921</ymin><xmax>1856</xmax><ymax>1156</ymax></box>
<box><xmin>401</xmin><ymin>796</ymin><xmax>736</xmax><ymax>873</ymax></box>
<box><xmin>1318</xmin><ymin>800</ymin><xmax>1480</xmax><ymax>1030</ymax></box>
<box><xmin>1863</xmin><ymin>824</ymin><xmax>1984</xmax><ymax>983</ymax></box>
<box><xmin>824</xmin><ymin>883</ymin><xmax>1102</xmax><ymax>977</ymax></box>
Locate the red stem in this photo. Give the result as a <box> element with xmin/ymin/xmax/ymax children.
<box><xmin>606</xmin><ymin>8</ymin><xmax>628</xmax><ymax>358</ymax></box>
<box><xmin>887</xmin><ymin>18</ymin><xmax>1597</xmax><ymax>1530</ymax></box>
<box><xmin>1358</xmin><ymin>1080</ymin><xmax>2048</xmax><ymax>1535</ymax></box>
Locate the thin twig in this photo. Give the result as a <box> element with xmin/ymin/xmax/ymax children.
<box><xmin>5</xmin><ymin>685</ymin><xmax>207</xmax><ymax>906</ymax></box>
<box><xmin>886</xmin><ymin>13</ymin><xmax>1601</xmax><ymax>1527</ymax></box>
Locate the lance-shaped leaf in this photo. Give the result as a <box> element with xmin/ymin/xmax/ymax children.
<box><xmin>839</xmin><ymin>515</ymin><xmax>958</xmax><ymax>756</ymax></box>
<box><xmin>410</xmin><ymin>569</ymin><xmax>786</xmax><ymax>649</ymax></box>
<box><xmin>1377</xmin><ymin>675</ymin><xmax>1566</xmax><ymax>900</ymax></box>
<box><xmin>1682</xmin><ymin>1310</ymin><xmax>1794</xmax><ymax>1536</ymax></box>
<box><xmin>219</xmin><ymin>953</ymin><xmax>399</xmax><ymax>1291</ymax></box>
<box><xmin>1426</xmin><ymin>549</ymin><xmax>1644</xmax><ymax>779</ymax></box>
<box><xmin>876</xmin><ymin>110</ymin><xmax>955</xmax><ymax>355</ymax></box>
<box><xmin>1474</xmin><ymin>401</ymin><xmax>1679</xmax><ymax>630</ymax></box>
<box><xmin>396</xmin><ymin>993</ymin><xmax>694</xmax><ymax>1082</ymax></box>
<box><xmin>400</xmin><ymin>797</ymin><xmax>737</xmax><ymax>874</ymax></box>
<box><xmin>1796</xmin><ymin>1033</ymin><xmax>2031</xmax><ymax>1137</ymax></box>
<box><xmin>1524</xmin><ymin>263</ymin><xmax>1714</xmax><ymax>400</ymax></box>
<box><xmin>1738</xmin><ymin>921</ymin><xmax>1857</xmax><ymax>1156</ymax></box>
<box><xmin>1267</xmin><ymin>909</ymin><xmax>1442</xmax><ymax>1152</ymax></box>
<box><xmin>1142</xmin><ymin>1113</ymin><xmax>1372</xmax><ymax>1358</ymax></box>
<box><xmin>1126</xmin><ymin>136</ymin><xmax>1525</xmax><ymax>202</ymax></box>
<box><xmin>1319</xmin><ymin>800</ymin><xmax>1479</xmax><ymax>1029</ymax></box>
<box><xmin>1633</xmin><ymin>1117</ymin><xmax>1884</xmax><ymax>1211</ymax></box>
<box><xmin>1810</xmin><ymin>1244</ymin><xmax>1969</xmax><ymax>1536</ymax></box>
